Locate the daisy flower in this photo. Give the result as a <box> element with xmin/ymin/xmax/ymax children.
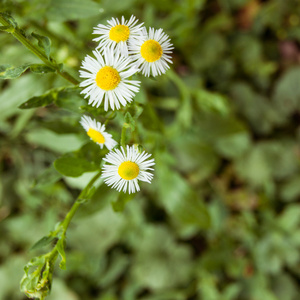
<box><xmin>80</xmin><ymin>115</ymin><xmax>117</xmax><ymax>150</ymax></box>
<box><xmin>101</xmin><ymin>145</ymin><xmax>155</xmax><ymax>194</ymax></box>
<box><xmin>93</xmin><ymin>15</ymin><xmax>144</xmax><ymax>57</ymax></box>
<box><xmin>79</xmin><ymin>49</ymin><xmax>140</xmax><ymax>111</ymax></box>
<box><xmin>129</xmin><ymin>27</ymin><xmax>174</xmax><ymax>77</ymax></box>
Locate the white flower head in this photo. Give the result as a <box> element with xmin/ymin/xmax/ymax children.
<box><xmin>93</xmin><ymin>15</ymin><xmax>144</xmax><ymax>57</ymax></box>
<box><xmin>80</xmin><ymin>115</ymin><xmax>118</xmax><ymax>150</ymax></box>
<box><xmin>101</xmin><ymin>145</ymin><xmax>155</xmax><ymax>194</ymax></box>
<box><xmin>79</xmin><ymin>49</ymin><xmax>140</xmax><ymax>111</ymax></box>
<box><xmin>129</xmin><ymin>27</ymin><xmax>174</xmax><ymax>77</ymax></box>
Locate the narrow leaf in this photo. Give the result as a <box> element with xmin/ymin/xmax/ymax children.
<box><xmin>0</xmin><ymin>64</ymin><xmax>30</xmax><ymax>79</ymax></box>
<box><xmin>31</xmin><ymin>32</ymin><xmax>51</xmax><ymax>59</ymax></box>
<box><xmin>0</xmin><ymin>12</ymin><xmax>17</xmax><ymax>28</ymax></box>
<box><xmin>30</xmin><ymin>64</ymin><xmax>56</xmax><ymax>74</ymax></box>
<box><xmin>111</xmin><ymin>193</ymin><xmax>135</xmax><ymax>212</ymax></box>
<box><xmin>30</xmin><ymin>236</ymin><xmax>56</xmax><ymax>251</ymax></box>
<box><xmin>19</xmin><ymin>93</ymin><xmax>54</xmax><ymax>109</ymax></box>
<box><xmin>47</xmin><ymin>0</ymin><xmax>103</xmax><ymax>21</ymax></box>
<box><xmin>124</xmin><ymin>112</ymin><xmax>135</xmax><ymax>131</ymax></box>
<box><xmin>19</xmin><ymin>86</ymin><xmax>80</xmax><ymax>109</ymax></box>
<box><xmin>56</xmin><ymin>239</ymin><xmax>66</xmax><ymax>270</ymax></box>
<box><xmin>0</xmin><ymin>25</ymin><xmax>14</xmax><ymax>32</ymax></box>
<box><xmin>54</xmin><ymin>155</ymin><xmax>98</xmax><ymax>177</ymax></box>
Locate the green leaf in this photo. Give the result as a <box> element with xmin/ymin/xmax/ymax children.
<box><xmin>30</xmin><ymin>236</ymin><xmax>56</xmax><ymax>251</ymax></box>
<box><xmin>0</xmin><ymin>64</ymin><xmax>30</xmax><ymax>79</ymax></box>
<box><xmin>155</xmin><ymin>152</ymin><xmax>211</xmax><ymax>234</ymax></box>
<box><xmin>31</xmin><ymin>33</ymin><xmax>51</xmax><ymax>59</ymax></box>
<box><xmin>0</xmin><ymin>63</ymin><xmax>55</xmax><ymax>80</ymax></box>
<box><xmin>0</xmin><ymin>12</ymin><xmax>17</xmax><ymax>28</ymax></box>
<box><xmin>124</xmin><ymin>112</ymin><xmax>136</xmax><ymax>131</ymax></box>
<box><xmin>47</xmin><ymin>0</ymin><xmax>103</xmax><ymax>21</ymax></box>
<box><xmin>111</xmin><ymin>193</ymin><xmax>135</xmax><ymax>212</ymax></box>
<box><xmin>19</xmin><ymin>92</ymin><xmax>54</xmax><ymax>109</ymax></box>
<box><xmin>19</xmin><ymin>86</ymin><xmax>80</xmax><ymax>109</ymax></box>
<box><xmin>195</xmin><ymin>89</ymin><xmax>230</xmax><ymax>115</ymax></box>
<box><xmin>54</xmin><ymin>155</ymin><xmax>99</xmax><ymax>177</ymax></box>
<box><xmin>33</xmin><ymin>165</ymin><xmax>62</xmax><ymax>187</ymax></box>
<box><xmin>0</xmin><ymin>25</ymin><xmax>14</xmax><ymax>32</ymax></box>
<box><xmin>30</xmin><ymin>64</ymin><xmax>56</xmax><ymax>74</ymax></box>
<box><xmin>56</xmin><ymin>239</ymin><xmax>66</xmax><ymax>270</ymax></box>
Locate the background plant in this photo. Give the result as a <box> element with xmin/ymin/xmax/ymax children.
<box><xmin>1</xmin><ymin>0</ymin><xmax>300</xmax><ymax>300</ymax></box>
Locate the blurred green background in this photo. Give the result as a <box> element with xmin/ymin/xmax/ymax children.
<box><xmin>1</xmin><ymin>0</ymin><xmax>300</xmax><ymax>299</ymax></box>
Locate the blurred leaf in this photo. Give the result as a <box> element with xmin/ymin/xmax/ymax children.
<box><xmin>272</xmin><ymin>273</ymin><xmax>300</xmax><ymax>300</ymax></box>
<box><xmin>0</xmin><ymin>74</ymin><xmax>49</xmax><ymax>121</ymax></box>
<box><xmin>171</xmin><ymin>133</ymin><xmax>219</xmax><ymax>182</ymax></box>
<box><xmin>0</xmin><ymin>64</ymin><xmax>29</xmax><ymax>79</ymax></box>
<box><xmin>195</xmin><ymin>89</ymin><xmax>230</xmax><ymax>115</ymax></box>
<box><xmin>19</xmin><ymin>91</ymin><xmax>53</xmax><ymax>109</ymax></box>
<box><xmin>54</xmin><ymin>155</ymin><xmax>99</xmax><ymax>177</ymax></box>
<box><xmin>56</xmin><ymin>239</ymin><xmax>66</xmax><ymax>270</ymax></box>
<box><xmin>0</xmin><ymin>12</ymin><xmax>17</xmax><ymax>28</ymax></box>
<box><xmin>30</xmin><ymin>64</ymin><xmax>56</xmax><ymax>74</ymax></box>
<box><xmin>124</xmin><ymin>112</ymin><xmax>136</xmax><ymax>131</ymax></box>
<box><xmin>278</xmin><ymin>204</ymin><xmax>300</xmax><ymax>232</ymax></box>
<box><xmin>0</xmin><ymin>64</ymin><xmax>55</xmax><ymax>80</ymax></box>
<box><xmin>76</xmin><ymin>183</ymin><xmax>118</xmax><ymax>218</ymax></box>
<box><xmin>231</xmin><ymin>82</ymin><xmax>284</xmax><ymax>134</ymax></box>
<box><xmin>155</xmin><ymin>152</ymin><xmax>211</xmax><ymax>234</ymax></box>
<box><xmin>111</xmin><ymin>193</ymin><xmax>135</xmax><ymax>212</ymax></box>
<box><xmin>131</xmin><ymin>225</ymin><xmax>192</xmax><ymax>290</ymax></box>
<box><xmin>25</xmin><ymin>128</ymin><xmax>82</xmax><ymax>153</ymax></box>
<box><xmin>30</xmin><ymin>236</ymin><xmax>56</xmax><ymax>251</ymax></box>
<box><xmin>0</xmin><ymin>25</ymin><xmax>13</xmax><ymax>32</ymax></box>
<box><xmin>272</xmin><ymin>67</ymin><xmax>300</xmax><ymax>117</ymax></box>
<box><xmin>19</xmin><ymin>86</ymin><xmax>81</xmax><ymax>109</ymax></box>
<box><xmin>99</xmin><ymin>250</ymin><xmax>129</xmax><ymax>288</ymax></box>
<box><xmin>236</xmin><ymin>141</ymin><xmax>299</xmax><ymax>186</ymax></box>
<box><xmin>46</xmin><ymin>0</ymin><xmax>103</xmax><ymax>21</ymax></box>
<box><xmin>33</xmin><ymin>165</ymin><xmax>62</xmax><ymax>187</ymax></box>
<box><xmin>31</xmin><ymin>32</ymin><xmax>51</xmax><ymax>59</ymax></box>
<box><xmin>280</xmin><ymin>175</ymin><xmax>300</xmax><ymax>202</ymax></box>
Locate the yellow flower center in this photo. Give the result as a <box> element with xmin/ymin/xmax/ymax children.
<box><xmin>118</xmin><ymin>161</ymin><xmax>139</xmax><ymax>180</ymax></box>
<box><xmin>95</xmin><ymin>66</ymin><xmax>121</xmax><ymax>90</ymax></box>
<box><xmin>109</xmin><ymin>25</ymin><xmax>130</xmax><ymax>42</ymax></box>
<box><xmin>140</xmin><ymin>40</ymin><xmax>163</xmax><ymax>62</ymax></box>
<box><xmin>87</xmin><ymin>128</ymin><xmax>105</xmax><ymax>144</ymax></box>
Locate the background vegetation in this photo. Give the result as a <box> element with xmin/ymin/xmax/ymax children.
<box><xmin>1</xmin><ymin>0</ymin><xmax>300</xmax><ymax>299</ymax></box>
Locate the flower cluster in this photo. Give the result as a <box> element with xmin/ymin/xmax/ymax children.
<box><xmin>79</xmin><ymin>15</ymin><xmax>173</xmax><ymax>193</ymax></box>
<box><xmin>80</xmin><ymin>15</ymin><xmax>173</xmax><ymax>111</ymax></box>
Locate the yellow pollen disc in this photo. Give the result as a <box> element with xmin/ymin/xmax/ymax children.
<box><xmin>96</xmin><ymin>66</ymin><xmax>121</xmax><ymax>90</ymax></box>
<box><xmin>87</xmin><ymin>128</ymin><xmax>105</xmax><ymax>144</ymax></box>
<box><xmin>109</xmin><ymin>25</ymin><xmax>130</xmax><ymax>42</ymax></box>
<box><xmin>118</xmin><ymin>161</ymin><xmax>139</xmax><ymax>180</ymax></box>
<box><xmin>140</xmin><ymin>40</ymin><xmax>163</xmax><ymax>62</ymax></box>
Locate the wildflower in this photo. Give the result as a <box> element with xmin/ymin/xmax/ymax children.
<box><xmin>93</xmin><ymin>15</ymin><xmax>144</xmax><ymax>56</ymax></box>
<box><xmin>80</xmin><ymin>115</ymin><xmax>117</xmax><ymax>150</ymax></box>
<box><xmin>129</xmin><ymin>27</ymin><xmax>174</xmax><ymax>77</ymax></box>
<box><xmin>79</xmin><ymin>49</ymin><xmax>140</xmax><ymax>111</ymax></box>
<box><xmin>102</xmin><ymin>145</ymin><xmax>155</xmax><ymax>194</ymax></box>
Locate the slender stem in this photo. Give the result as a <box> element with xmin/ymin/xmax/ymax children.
<box><xmin>60</xmin><ymin>170</ymin><xmax>102</xmax><ymax>232</ymax></box>
<box><xmin>0</xmin><ymin>14</ymin><xmax>79</xmax><ymax>85</ymax></box>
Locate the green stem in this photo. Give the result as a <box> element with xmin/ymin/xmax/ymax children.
<box><xmin>60</xmin><ymin>170</ymin><xmax>102</xmax><ymax>232</ymax></box>
<box><xmin>0</xmin><ymin>14</ymin><xmax>79</xmax><ymax>85</ymax></box>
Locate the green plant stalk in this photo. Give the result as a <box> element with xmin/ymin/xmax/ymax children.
<box><xmin>0</xmin><ymin>14</ymin><xmax>79</xmax><ymax>85</ymax></box>
<box><xmin>53</xmin><ymin>171</ymin><xmax>101</xmax><ymax>235</ymax></box>
<box><xmin>59</xmin><ymin>170</ymin><xmax>101</xmax><ymax>232</ymax></box>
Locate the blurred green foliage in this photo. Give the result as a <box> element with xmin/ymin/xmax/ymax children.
<box><xmin>1</xmin><ymin>0</ymin><xmax>300</xmax><ymax>299</ymax></box>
